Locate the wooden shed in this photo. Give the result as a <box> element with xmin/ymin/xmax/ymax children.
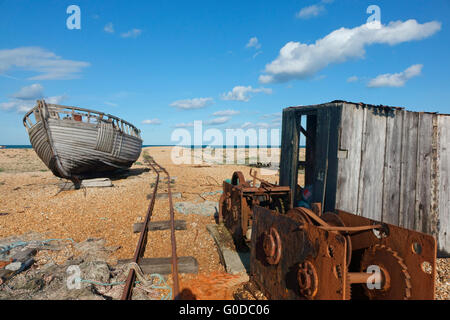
<box><xmin>279</xmin><ymin>101</ymin><xmax>450</xmax><ymax>257</ymax></box>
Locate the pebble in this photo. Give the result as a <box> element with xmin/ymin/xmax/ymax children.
<box><xmin>5</xmin><ymin>261</ymin><xmax>22</xmax><ymax>271</ymax></box>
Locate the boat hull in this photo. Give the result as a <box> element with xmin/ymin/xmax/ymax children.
<box><xmin>25</xmin><ymin>102</ymin><xmax>142</xmax><ymax>179</ymax></box>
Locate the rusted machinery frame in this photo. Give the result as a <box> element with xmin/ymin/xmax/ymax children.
<box><xmin>121</xmin><ymin>156</ymin><xmax>180</xmax><ymax>300</ymax></box>
<box><xmin>296</xmin><ymin>207</ymin><xmax>383</xmax><ymax>232</ymax></box>
<box><xmin>250</xmin><ymin>205</ymin><xmax>437</xmax><ymax>300</ymax></box>
<box><xmin>220</xmin><ymin>170</ymin><xmax>291</xmax><ymax>246</ymax></box>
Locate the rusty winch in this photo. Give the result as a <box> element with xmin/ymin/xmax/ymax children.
<box><xmin>219</xmin><ymin>169</ymin><xmax>290</xmax><ymax>247</ymax></box>
<box><xmin>220</xmin><ymin>170</ymin><xmax>436</xmax><ymax>300</ymax></box>
<box><xmin>250</xmin><ymin>205</ymin><xmax>436</xmax><ymax>300</ymax></box>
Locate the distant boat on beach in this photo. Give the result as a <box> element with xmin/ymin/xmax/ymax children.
<box><xmin>23</xmin><ymin>100</ymin><xmax>142</xmax><ymax>181</ymax></box>
<box><xmin>0</xmin><ymin>145</ymin><xmax>5</xmax><ymax>149</ymax></box>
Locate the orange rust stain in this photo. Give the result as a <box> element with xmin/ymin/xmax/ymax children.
<box><xmin>0</xmin><ymin>259</ymin><xmax>13</xmax><ymax>269</ymax></box>
<box><xmin>179</xmin><ymin>272</ymin><xmax>241</xmax><ymax>300</ymax></box>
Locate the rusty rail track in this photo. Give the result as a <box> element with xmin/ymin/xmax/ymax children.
<box><xmin>121</xmin><ymin>154</ymin><xmax>180</xmax><ymax>300</ymax></box>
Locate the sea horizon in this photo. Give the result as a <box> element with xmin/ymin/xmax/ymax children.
<box><xmin>0</xmin><ymin>144</ymin><xmax>306</xmax><ymax>149</ymax></box>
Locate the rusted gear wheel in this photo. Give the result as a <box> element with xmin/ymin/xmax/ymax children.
<box><xmin>360</xmin><ymin>244</ymin><xmax>412</xmax><ymax>300</ymax></box>
<box><xmin>262</xmin><ymin>227</ymin><xmax>282</xmax><ymax>265</ymax></box>
<box><xmin>271</xmin><ymin>197</ymin><xmax>286</xmax><ymax>214</ymax></box>
<box><xmin>321</xmin><ymin>212</ymin><xmax>352</xmax><ymax>268</ymax></box>
<box><xmin>297</xmin><ymin>260</ymin><xmax>319</xmax><ymax>299</ymax></box>
<box><xmin>288</xmin><ymin>207</ymin><xmax>314</xmax><ymax>225</ymax></box>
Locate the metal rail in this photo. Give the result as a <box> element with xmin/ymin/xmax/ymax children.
<box><xmin>121</xmin><ymin>154</ymin><xmax>180</xmax><ymax>300</ymax></box>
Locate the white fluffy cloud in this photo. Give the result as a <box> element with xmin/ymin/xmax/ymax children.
<box><xmin>170</xmin><ymin>97</ymin><xmax>214</xmax><ymax>110</ymax></box>
<box><xmin>260</xmin><ymin>112</ymin><xmax>281</xmax><ymax>119</ymax></box>
<box><xmin>1</xmin><ymin>83</ymin><xmax>67</xmax><ymax>113</ymax></box>
<box><xmin>347</xmin><ymin>76</ymin><xmax>359</xmax><ymax>83</ymax></box>
<box><xmin>175</xmin><ymin>122</ymin><xmax>194</xmax><ymax>128</ymax></box>
<box><xmin>104</xmin><ymin>101</ymin><xmax>118</xmax><ymax>107</ymax></box>
<box><xmin>241</xmin><ymin>121</ymin><xmax>280</xmax><ymax>129</ymax></box>
<box><xmin>1</xmin><ymin>95</ymin><xmax>67</xmax><ymax>113</ymax></box>
<box><xmin>212</xmin><ymin>109</ymin><xmax>240</xmax><ymax>116</ymax></box>
<box><xmin>45</xmin><ymin>95</ymin><xmax>67</xmax><ymax>104</ymax></box>
<box><xmin>0</xmin><ymin>100</ymin><xmax>34</xmax><ymax>113</ymax></box>
<box><xmin>142</xmin><ymin>119</ymin><xmax>161</xmax><ymax>125</ymax></box>
<box><xmin>221</xmin><ymin>86</ymin><xmax>272</xmax><ymax>102</ymax></box>
<box><xmin>296</xmin><ymin>0</ymin><xmax>334</xmax><ymax>19</ymax></box>
<box><xmin>0</xmin><ymin>47</ymin><xmax>90</xmax><ymax>80</ymax></box>
<box><xmin>240</xmin><ymin>113</ymin><xmax>282</xmax><ymax>129</ymax></box>
<box><xmin>12</xmin><ymin>83</ymin><xmax>44</xmax><ymax>100</ymax></box>
<box><xmin>296</xmin><ymin>4</ymin><xmax>325</xmax><ymax>19</ymax></box>
<box><xmin>121</xmin><ymin>29</ymin><xmax>142</xmax><ymax>38</ymax></box>
<box><xmin>368</xmin><ymin>64</ymin><xmax>423</xmax><ymax>87</ymax></box>
<box><xmin>260</xmin><ymin>112</ymin><xmax>282</xmax><ymax>125</ymax></box>
<box><xmin>205</xmin><ymin>116</ymin><xmax>231</xmax><ymax>125</ymax></box>
<box><xmin>174</xmin><ymin>116</ymin><xmax>231</xmax><ymax>128</ymax></box>
<box><xmin>246</xmin><ymin>37</ymin><xmax>261</xmax><ymax>49</ymax></box>
<box><xmin>259</xmin><ymin>19</ymin><xmax>441</xmax><ymax>83</ymax></box>
<box><xmin>104</xmin><ymin>22</ymin><xmax>114</xmax><ymax>33</ymax></box>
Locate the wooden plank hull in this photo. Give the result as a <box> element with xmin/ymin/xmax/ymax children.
<box><xmin>24</xmin><ymin>101</ymin><xmax>142</xmax><ymax>179</ymax></box>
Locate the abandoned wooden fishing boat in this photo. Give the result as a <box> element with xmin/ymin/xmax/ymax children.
<box><xmin>23</xmin><ymin>100</ymin><xmax>142</xmax><ymax>180</ymax></box>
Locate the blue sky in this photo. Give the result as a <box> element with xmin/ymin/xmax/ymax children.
<box><xmin>1</xmin><ymin>0</ymin><xmax>449</xmax><ymax>145</ymax></box>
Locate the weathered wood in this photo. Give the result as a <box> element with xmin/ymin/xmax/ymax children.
<box><xmin>381</xmin><ymin>109</ymin><xmax>404</xmax><ymax>225</ymax></box>
<box><xmin>25</xmin><ymin>102</ymin><xmax>140</xmax><ymax>130</ymax></box>
<box><xmin>357</xmin><ymin>107</ymin><xmax>387</xmax><ymax>221</ymax></box>
<box><xmin>147</xmin><ymin>192</ymin><xmax>182</xmax><ymax>200</ymax></box>
<box><xmin>438</xmin><ymin>115</ymin><xmax>450</xmax><ymax>257</ymax></box>
<box><xmin>281</xmin><ymin>101</ymin><xmax>450</xmax><ymax>255</ymax></box>
<box><xmin>430</xmin><ymin>115</ymin><xmax>441</xmax><ymax>250</ymax></box>
<box><xmin>335</xmin><ymin>103</ymin><xmax>365</xmax><ymax>214</ymax></box>
<box><xmin>59</xmin><ymin>178</ymin><xmax>113</xmax><ymax>190</ymax></box>
<box><xmin>118</xmin><ymin>256</ymin><xmax>198</xmax><ymax>274</ymax></box>
<box><xmin>415</xmin><ymin>113</ymin><xmax>434</xmax><ymax>233</ymax></box>
<box><xmin>24</xmin><ymin>100</ymin><xmax>142</xmax><ymax>180</ymax></box>
<box><xmin>313</xmin><ymin>108</ymin><xmax>331</xmax><ymax>208</ymax></box>
<box><xmin>133</xmin><ymin>220</ymin><xmax>187</xmax><ymax>233</ymax></box>
<box><xmin>279</xmin><ymin>108</ymin><xmax>300</xmax><ymax>207</ymax></box>
<box><xmin>323</xmin><ymin>106</ymin><xmax>342</xmax><ymax>212</ymax></box>
<box><xmin>399</xmin><ymin>111</ymin><xmax>419</xmax><ymax>230</ymax></box>
<box><xmin>206</xmin><ymin>224</ymin><xmax>249</xmax><ymax>274</ymax></box>
<box><xmin>11</xmin><ymin>248</ymin><xmax>37</xmax><ymax>263</ymax></box>
<box><xmin>305</xmin><ymin>114</ymin><xmax>317</xmax><ymax>186</ymax></box>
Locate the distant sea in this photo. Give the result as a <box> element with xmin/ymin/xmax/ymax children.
<box><xmin>1</xmin><ymin>145</ymin><xmax>33</xmax><ymax>149</ymax></box>
<box><xmin>1</xmin><ymin>144</ymin><xmax>304</xmax><ymax>149</ymax></box>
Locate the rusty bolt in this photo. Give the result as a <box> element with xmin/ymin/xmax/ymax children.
<box><xmin>262</xmin><ymin>227</ymin><xmax>282</xmax><ymax>265</ymax></box>
<box><xmin>263</xmin><ymin>233</ymin><xmax>276</xmax><ymax>258</ymax></box>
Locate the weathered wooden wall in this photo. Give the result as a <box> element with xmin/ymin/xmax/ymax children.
<box><xmin>280</xmin><ymin>108</ymin><xmax>300</xmax><ymax>208</ymax></box>
<box><xmin>438</xmin><ymin>116</ymin><xmax>450</xmax><ymax>256</ymax></box>
<box><xmin>280</xmin><ymin>103</ymin><xmax>341</xmax><ymax>209</ymax></box>
<box><xmin>335</xmin><ymin>103</ymin><xmax>449</xmax><ymax>257</ymax></box>
<box><xmin>280</xmin><ymin>101</ymin><xmax>450</xmax><ymax>257</ymax></box>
